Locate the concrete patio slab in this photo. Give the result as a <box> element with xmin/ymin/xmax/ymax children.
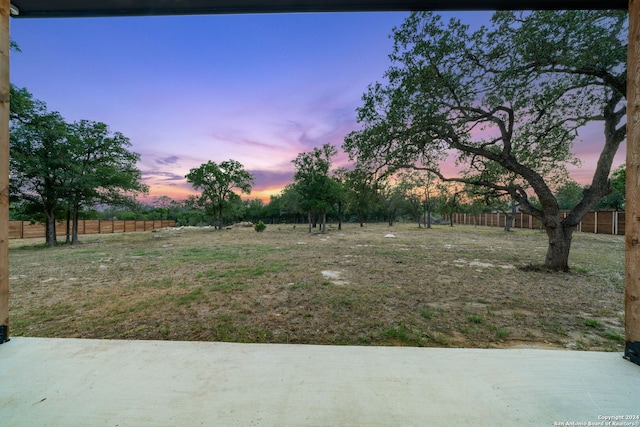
<box><xmin>1</xmin><ymin>337</ymin><xmax>638</xmax><ymax>426</ymax></box>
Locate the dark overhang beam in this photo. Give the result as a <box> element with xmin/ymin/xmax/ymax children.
<box><xmin>8</xmin><ymin>0</ymin><xmax>628</xmax><ymax>18</ymax></box>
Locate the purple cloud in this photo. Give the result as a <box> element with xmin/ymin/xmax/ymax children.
<box><xmin>156</xmin><ymin>155</ymin><xmax>179</xmax><ymax>165</ymax></box>
<box><xmin>141</xmin><ymin>171</ymin><xmax>185</xmax><ymax>183</ymax></box>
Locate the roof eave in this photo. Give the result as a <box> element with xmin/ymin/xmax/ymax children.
<box><xmin>8</xmin><ymin>0</ymin><xmax>628</xmax><ymax>19</ymax></box>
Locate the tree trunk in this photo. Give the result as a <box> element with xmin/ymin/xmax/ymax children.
<box><xmin>65</xmin><ymin>207</ymin><xmax>71</xmax><ymax>243</ymax></box>
<box><xmin>71</xmin><ymin>201</ymin><xmax>80</xmax><ymax>244</ymax></box>
<box><xmin>45</xmin><ymin>208</ymin><xmax>57</xmax><ymax>247</ymax></box>
<box><xmin>308</xmin><ymin>210</ymin><xmax>312</xmax><ymax>233</ymax></box>
<box><xmin>504</xmin><ymin>202</ymin><xmax>517</xmax><ymax>232</ymax></box>
<box><xmin>337</xmin><ymin>202</ymin><xmax>343</xmax><ymax>231</ymax></box>
<box><xmin>543</xmin><ymin>216</ymin><xmax>574</xmax><ymax>272</ymax></box>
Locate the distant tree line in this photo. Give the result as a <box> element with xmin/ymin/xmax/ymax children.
<box><xmin>11</xmin><ymin>104</ymin><xmax>624</xmax><ymax>242</ymax></box>
<box><xmin>86</xmin><ymin>158</ymin><xmax>625</xmax><ymax>235</ymax></box>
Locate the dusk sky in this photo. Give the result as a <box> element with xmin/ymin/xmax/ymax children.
<box><xmin>9</xmin><ymin>12</ymin><xmax>625</xmax><ymax>203</ymax></box>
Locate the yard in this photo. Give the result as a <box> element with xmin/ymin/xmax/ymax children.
<box><xmin>8</xmin><ymin>223</ymin><xmax>626</xmax><ymax>351</ymax></box>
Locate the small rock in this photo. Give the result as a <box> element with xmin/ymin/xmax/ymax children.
<box><xmin>321</xmin><ymin>270</ymin><xmax>342</xmax><ymax>279</ymax></box>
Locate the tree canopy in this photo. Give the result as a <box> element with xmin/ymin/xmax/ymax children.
<box><xmin>555</xmin><ymin>180</ymin><xmax>583</xmax><ymax>210</ymax></box>
<box><xmin>595</xmin><ymin>165</ymin><xmax>626</xmax><ymax>211</ymax></box>
<box><xmin>185</xmin><ymin>159</ymin><xmax>254</xmax><ymax>229</ymax></box>
<box><xmin>291</xmin><ymin>144</ymin><xmax>341</xmax><ymax>233</ymax></box>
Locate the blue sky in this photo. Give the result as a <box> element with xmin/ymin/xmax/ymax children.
<box><xmin>9</xmin><ymin>11</ymin><xmax>624</xmax><ymax>202</ymax></box>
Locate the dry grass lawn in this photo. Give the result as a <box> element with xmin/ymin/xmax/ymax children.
<box><xmin>9</xmin><ymin>223</ymin><xmax>625</xmax><ymax>351</ymax></box>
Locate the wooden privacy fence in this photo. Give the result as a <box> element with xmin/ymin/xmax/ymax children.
<box><xmin>452</xmin><ymin>210</ymin><xmax>626</xmax><ymax>236</ymax></box>
<box><xmin>8</xmin><ymin>219</ymin><xmax>176</xmax><ymax>240</ymax></box>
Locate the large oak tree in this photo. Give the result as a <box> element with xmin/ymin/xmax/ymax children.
<box><xmin>344</xmin><ymin>11</ymin><xmax>627</xmax><ymax>271</ymax></box>
<box><xmin>66</xmin><ymin>120</ymin><xmax>148</xmax><ymax>243</ymax></box>
<box><xmin>10</xmin><ymin>86</ymin><xmax>68</xmax><ymax>246</ymax></box>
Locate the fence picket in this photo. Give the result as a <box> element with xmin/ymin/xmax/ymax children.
<box><xmin>8</xmin><ymin>219</ymin><xmax>176</xmax><ymax>240</ymax></box>
<box><xmin>452</xmin><ymin>211</ymin><xmax>625</xmax><ymax>236</ymax></box>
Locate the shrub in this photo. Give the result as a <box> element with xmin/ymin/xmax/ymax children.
<box><xmin>254</xmin><ymin>220</ymin><xmax>266</xmax><ymax>232</ymax></box>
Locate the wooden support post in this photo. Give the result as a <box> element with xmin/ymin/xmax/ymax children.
<box><xmin>626</xmin><ymin>0</ymin><xmax>640</xmax><ymax>365</ymax></box>
<box><xmin>0</xmin><ymin>0</ymin><xmax>9</xmax><ymax>344</ymax></box>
